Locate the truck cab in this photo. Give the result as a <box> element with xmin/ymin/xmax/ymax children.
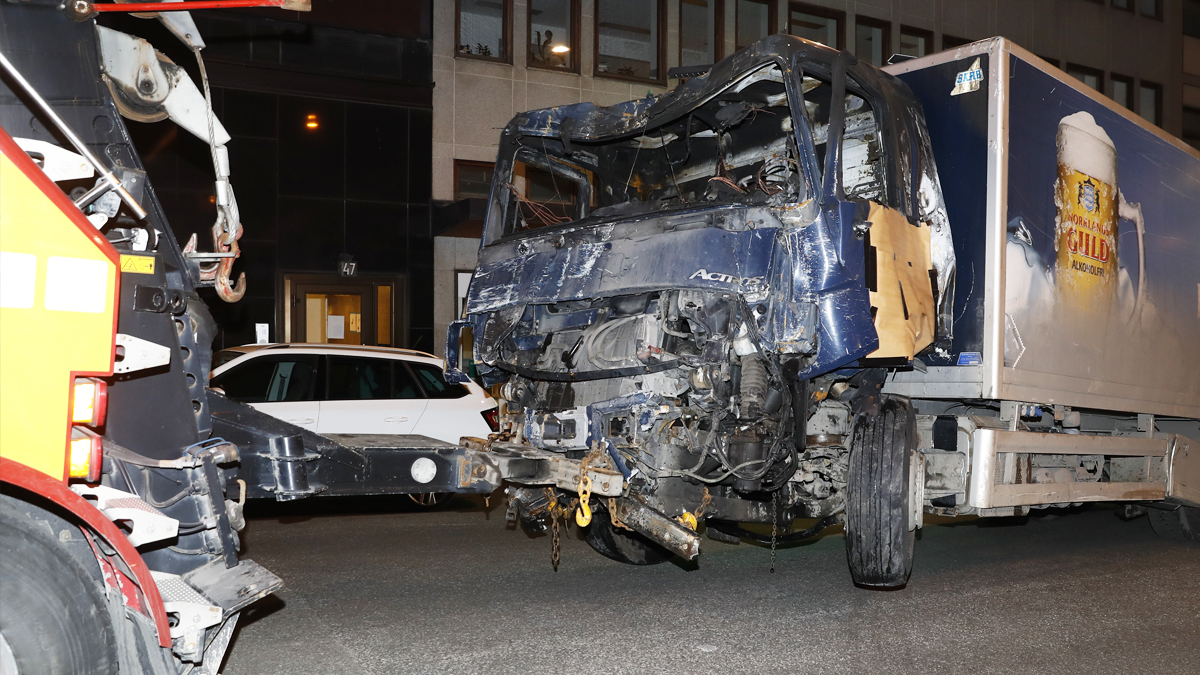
<box><xmin>445</xmin><ymin>36</ymin><xmax>955</xmax><ymax>584</ymax></box>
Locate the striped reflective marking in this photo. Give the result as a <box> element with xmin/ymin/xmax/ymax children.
<box><xmin>44</xmin><ymin>256</ymin><xmax>108</xmax><ymax>313</ymax></box>
<box><xmin>0</xmin><ymin>251</ymin><xmax>37</xmax><ymax>309</ymax></box>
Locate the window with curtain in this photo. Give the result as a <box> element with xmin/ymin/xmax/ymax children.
<box><xmin>529</xmin><ymin>0</ymin><xmax>576</xmax><ymax>70</ymax></box>
<box><xmin>596</xmin><ymin>0</ymin><xmax>663</xmax><ymax>81</ymax></box>
<box><xmin>898</xmin><ymin>26</ymin><xmax>931</xmax><ymax>58</ymax></box>
<box><xmin>455</xmin><ymin>161</ymin><xmax>495</xmax><ymax>200</ymax></box>
<box><xmin>1183</xmin><ymin>106</ymin><xmax>1200</xmax><ymax>150</ymax></box>
<box><xmin>1138</xmin><ymin>81</ymin><xmax>1161</xmax><ymax>126</ymax></box>
<box><xmin>1111</xmin><ymin>74</ymin><xmax>1133</xmax><ymax>110</ymax></box>
<box><xmin>854</xmin><ymin>17</ymin><xmax>890</xmax><ymax>67</ymax></box>
<box><xmin>680</xmin><ymin>0</ymin><xmax>721</xmax><ymax>68</ymax></box>
<box><xmin>736</xmin><ymin>0</ymin><xmax>774</xmax><ymax>50</ymax></box>
<box><xmin>788</xmin><ymin>3</ymin><xmax>843</xmax><ymax>49</ymax></box>
<box><xmin>457</xmin><ymin>0</ymin><xmax>511</xmax><ymax>61</ymax></box>
<box><xmin>1066</xmin><ymin>63</ymin><xmax>1103</xmax><ymax>93</ymax></box>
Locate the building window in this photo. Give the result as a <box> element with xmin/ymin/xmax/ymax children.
<box><xmin>1138</xmin><ymin>81</ymin><xmax>1162</xmax><ymax>126</ymax></box>
<box><xmin>529</xmin><ymin>0</ymin><xmax>578</xmax><ymax>71</ymax></box>
<box><xmin>1183</xmin><ymin>106</ymin><xmax>1200</xmax><ymax>151</ymax></box>
<box><xmin>596</xmin><ymin>0</ymin><xmax>665</xmax><ymax>82</ymax></box>
<box><xmin>680</xmin><ymin>0</ymin><xmax>722</xmax><ymax>67</ymax></box>
<box><xmin>854</xmin><ymin>16</ymin><xmax>890</xmax><ymax>66</ymax></box>
<box><xmin>736</xmin><ymin>0</ymin><xmax>776</xmax><ymax>50</ymax></box>
<box><xmin>1110</xmin><ymin>74</ymin><xmax>1134</xmax><ymax>110</ymax></box>
<box><xmin>1112</xmin><ymin>0</ymin><xmax>1133</xmax><ymax>11</ymax></box>
<box><xmin>941</xmin><ymin>34</ymin><xmax>970</xmax><ymax>50</ymax></box>
<box><xmin>788</xmin><ymin>2</ymin><xmax>844</xmax><ymax>49</ymax></box>
<box><xmin>898</xmin><ymin>26</ymin><xmax>932</xmax><ymax>58</ymax></box>
<box><xmin>457</xmin><ymin>0</ymin><xmax>511</xmax><ymax>62</ymax></box>
<box><xmin>1186</xmin><ymin>0</ymin><xmax>1200</xmax><ymax>37</ymax></box>
<box><xmin>1138</xmin><ymin>0</ymin><xmax>1162</xmax><ymax>19</ymax></box>
<box><xmin>1037</xmin><ymin>55</ymin><xmax>1061</xmax><ymax>69</ymax></box>
<box><xmin>1066</xmin><ymin>63</ymin><xmax>1103</xmax><ymax>92</ymax></box>
<box><xmin>455</xmin><ymin>161</ymin><xmax>495</xmax><ymax>200</ymax></box>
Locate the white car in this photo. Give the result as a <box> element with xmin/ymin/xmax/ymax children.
<box><xmin>210</xmin><ymin>344</ymin><xmax>498</xmax><ymax>443</ymax></box>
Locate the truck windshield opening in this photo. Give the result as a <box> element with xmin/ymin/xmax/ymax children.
<box><xmin>494</xmin><ymin>64</ymin><xmax>808</xmax><ymax>238</ymax></box>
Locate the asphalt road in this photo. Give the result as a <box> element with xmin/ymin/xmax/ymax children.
<box><xmin>223</xmin><ymin>497</ymin><xmax>1199</xmax><ymax>675</ymax></box>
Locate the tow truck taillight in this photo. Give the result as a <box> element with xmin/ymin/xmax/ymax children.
<box><xmin>71</xmin><ymin>377</ymin><xmax>108</xmax><ymax>427</ymax></box>
<box><xmin>481</xmin><ymin>408</ymin><xmax>499</xmax><ymax>432</ymax></box>
<box><xmin>68</xmin><ymin>427</ymin><xmax>103</xmax><ymax>482</ymax></box>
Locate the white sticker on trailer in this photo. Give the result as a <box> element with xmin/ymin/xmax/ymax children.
<box><xmin>44</xmin><ymin>256</ymin><xmax>108</xmax><ymax>313</ymax></box>
<box><xmin>951</xmin><ymin>58</ymin><xmax>983</xmax><ymax>96</ymax></box>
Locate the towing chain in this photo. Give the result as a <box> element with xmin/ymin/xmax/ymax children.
<box><xmin>770</xmin><ymin>490</ymin><xmax>778</xmax><ymax>574</ymax></box>
<box><xmin>695</xmin><ymin>487</ymin><xmax>712</xmax><ymax>519</ymax></box>
<box><xmin>608</xmin><ymin>497</ymin><xmax>632</xmax><ymax>531</ymax></box>
<box><xmin>544</xmin><ymin>487</ymin><xmax>561</xmax><ymax>570</ymax></box>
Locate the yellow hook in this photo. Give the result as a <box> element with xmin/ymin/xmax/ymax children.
<box><xmin>575</xmin><ymin>499</ymin><xmax>592</xmax><ymax>527</ymax></box>
<box><xmin>575</xmin><ymin>474</ymin><xmax>593</xmax><ymax>527</ymax></box>
<box><xmin>677</xmin><ymin>511</ymin><xmax>698</xmax><ymax>530</ymax></box>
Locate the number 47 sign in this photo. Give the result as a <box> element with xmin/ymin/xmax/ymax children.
<box><xmin>338</xmin><ymin>254</ymin><xmax>357</xmax><ymax>277</ymax></box>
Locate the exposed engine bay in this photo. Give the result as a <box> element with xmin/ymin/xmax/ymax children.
<box><xmin>498</xmin><ymin>289</ymin><xmax>867</xmax><ymax>527</ymax></box>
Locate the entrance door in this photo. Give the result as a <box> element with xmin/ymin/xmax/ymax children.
<box><xmin>284</xmin><ymin>274</ymin><xmax>407</xmax><ymax>347</ymax></box>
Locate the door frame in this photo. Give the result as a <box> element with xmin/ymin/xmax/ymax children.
<box><xmin>279</xmin><ymin>273</ymin><xmax>409</xmax><ymax>347</ymax></box>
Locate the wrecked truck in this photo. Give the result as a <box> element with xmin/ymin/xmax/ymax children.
<box><xmin>444</xmin><ymin>36</ymin><xmax>1200</xmax><ymax>588</ymax></box>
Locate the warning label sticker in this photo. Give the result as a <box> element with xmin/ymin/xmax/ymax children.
<box><xmin>120</xmin><ymin>255</ymin><xmax>155</xmax><ymax>275</ymax></box>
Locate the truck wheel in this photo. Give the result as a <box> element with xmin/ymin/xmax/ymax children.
<box><xmin>845</xmin><ymin>397</ymin><xmax>916</xmax><ymax>589</ymax></box>
<box><xmin>0</xmin><ymin>500</ymin><xmax>118</xmax><ymax>675</ymax></box>
<box><xmin>1148</xmin><ymin>506</ymin><xmax>1200</xmax><ymax>543</ymax></box>
<box><xmin>584</xmin><ymin>508</ymin><xmax>670</xmax><ymax>565</ymax></box>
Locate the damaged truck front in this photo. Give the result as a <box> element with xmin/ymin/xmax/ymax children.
<box><xmin>446</xmin><ymin>36</ymin><xmax>1200</xmax><ymax>588</ymax></box>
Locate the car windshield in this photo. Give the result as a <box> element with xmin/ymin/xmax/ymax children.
<box><xmin>491</xmin><ymin>64</ymin><xmax>807</xmax><ymax>239</ymax></box>
<box><xmin>213</xmin><ymin>349</ymin><xmax>249</xmax><ymax>370</ymax></box>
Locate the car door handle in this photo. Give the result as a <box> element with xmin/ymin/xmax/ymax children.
<box><xmin>385</xmin><ymin>416</ymin><xmax>409</xmax><ymax>423</ymax></box>
<box><xmin>287</xmin><ymin>418</ymin><xmax>315</xmax><ymax>424</ymax></box>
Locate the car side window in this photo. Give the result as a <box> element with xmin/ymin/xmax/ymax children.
<box><xmin>328</xmin><ymin>356</ymin><xmax>390</xmax><ymax>400</ymax></box>
<box><xmin>264</xmin><ymin>356</ymin><xmax>320</xmax><ymax>402</ymax></box>
<box><xmin>392</xmin><ymin>362</ymin><xmax>423</xmax><ymax>399</ymax></box>
<box><xmin>409</xmin><ymin>362</ymin><xmax>468</xmax><ymax>399</ymax></box>
<box><xmin>211</xmin><ymin>358</ymin><xmax>276</xmax><ymax>403</ymax></box>
<box><xmin>212</xmin><ymin>355</ymin><xmax>320</xmax><ymax>403</ymax></box>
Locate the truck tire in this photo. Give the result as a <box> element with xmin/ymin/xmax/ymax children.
<box><xmin>1148</xmin><ymin>505</ymin><xmax>1200</xmax><ymax>543</ymax></box>
<box><xmin>0</xmin><ymin>500</ymin><xmax>118</xmax><ymax>675</ymax></box>
<box><xmin>584</xmin><ymin>509</ymin><xmax>670</xmax><ymax>565</ymax></box>
<box><xmin>845</xmin><ymin>397</ymin><xmax>916</xmax><ymax>589</ymax></box>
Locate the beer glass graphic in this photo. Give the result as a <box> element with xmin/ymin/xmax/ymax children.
<box><xmin>1053</xmin><ymin>111</ymin><xmax>1145</xmax><ymax>315</ymax></box>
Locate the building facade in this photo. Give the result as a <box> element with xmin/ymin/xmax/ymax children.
<box><xmin>431</xmin><ymin>0</ymin><xmax>1192</xmax><ymax>354</ymax></box>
